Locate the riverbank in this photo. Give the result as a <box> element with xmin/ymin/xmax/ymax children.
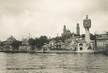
<box><xmin>0</xmin><ymin>50</ymin><xmax>105</xmax><ymax>54</ymax></box>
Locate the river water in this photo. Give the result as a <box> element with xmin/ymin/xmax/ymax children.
<box><xmin>0</xmin><ymin>52</ymin><xmax>108</xmax><ymax>73</ymax></box>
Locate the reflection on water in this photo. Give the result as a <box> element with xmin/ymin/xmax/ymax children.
<box><xmin>0</xmin><ymin>52</ymin><xmax>108</xmax><ymax>73</ymax></box>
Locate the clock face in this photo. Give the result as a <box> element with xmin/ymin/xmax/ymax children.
<box><xmin>85</xmin><ymin>21</ymin><xmax>88</xmax><ymax>25</ymax></box>
<box><xmin>83</xmin><ymin>19</ymin><xmax>91</xmax><ymax>27</ymax></box>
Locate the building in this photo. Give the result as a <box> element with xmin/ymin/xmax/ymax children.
<box><xmin>71</xmin><ymin>15</ymin><xmax>95</xmax><ymax>52</ymax></box>
<box><xmin>3</xmin><ymin>36</ymin><xmax>17</xmax><ymax>51</ymax></box>
<box><xmin>95</xmin><ymin>33</ymin><xmax>108</xmax><ymax>52</ymax></box>
<box><xmin>21</xmin><ymin>38</ymin><xmax>29</xmax><ymax>46</ymax></box>
<box><xmin>83</xmin><ymin>15</ymin><xmax>91</xmax><ymax>44</ymax></box>
<box><xmin>76</xmin><ymin>23</ymin><xmax>80</xmax><ymax>36</ymax></box>
<box><xmin>19</xmin><ymin>38</ymin><xmax>31</xmax><ymax>52</ymax></box>
<box><xmin>3</xmin><ymin>36</ymin><xmax>16</xmax><ymax>45</ymax></box>
<box><xmin>61</xmin><ymin>25</ymin><xmax>72</xmax><ymax>39</ymax></box>
<box><xmin>75</xmin><ymin>39</ymin><xmax>95</xmax><ymax>52</ymax></box>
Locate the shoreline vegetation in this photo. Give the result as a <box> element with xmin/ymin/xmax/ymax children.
<box><xmin>0</xmin><ymin>34</ymin><xmax>106</xmax><ymax>54</ymax></box>
<box><xmin>0</xmin><ymin>34</ymin><xmax>96</xmax><ymax>53</ymax></box>
<box><xmin>0</xmin><ymin>33</ymin><xmax>107</xmax><ymax>54</ymax></box>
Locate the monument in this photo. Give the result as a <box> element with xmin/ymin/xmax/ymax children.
<box><xmin>83</xmin><ymin>15</ymin><xmax>91</xmax><ymax>44</ymax></box>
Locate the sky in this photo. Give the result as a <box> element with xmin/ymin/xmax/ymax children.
<box><xmin>0</xmin><ymin>0</ymin><xmax>108</xmax><ymax>41</ymax></box>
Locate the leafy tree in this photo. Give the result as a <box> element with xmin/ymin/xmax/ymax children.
<box><xmin>28</xmin><ymin>38</ymin><xmax>35</xmax><ymax>46</ymax></box>
<box><xmin>35</xmin><ymin>36</ymin><xmax>49</xmax><ymax>49</ymax></box>
<box><xmin>11</xmin><ymin>40</ymin><xmax>21</xmax><ymax>50</ymax></box>
<box><xmin>35</xmin><ymin>38</ymin><xmax>40</xmax><ymax>48</ymax></box>
<box><xmin>28</xmin><ymin>38</ymin><xmax>36</xmax><ymax>50</ymax></box>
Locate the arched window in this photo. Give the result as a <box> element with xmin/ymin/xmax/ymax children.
<box><xmin>80</xmin><ymin>47</ymin><xmax>83</xmax><ymax>50</ymax></box>
<box><xmin>79</xmin><ymin>43</ymin><xmax>83</xmax><ymax>46</ymax></box>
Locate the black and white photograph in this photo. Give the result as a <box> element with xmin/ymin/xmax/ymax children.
<box><xmin>0</xmin><ymin>0</ymin><xmax>108</xmax><ymax>73</ymax></box>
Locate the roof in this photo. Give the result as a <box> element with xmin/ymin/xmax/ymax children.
<box><xmin>6</xmin><ymin>36</ymin><xmax>16</xmax><ymax>42</ymax></box>
<box><xmin>22</xmin><ymin>38</ymin><xmax>28</xmax><ymax>42</ymax></box>
<box><xmin>96</xmin><ymin>36</ymin><xmax>108</xmax><ymax>40</ymax></box>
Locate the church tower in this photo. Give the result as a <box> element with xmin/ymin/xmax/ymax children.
<box><xmin>83</xmin><ymin>15</ymin><xmax>91</xmax><ymax>44</ymax></box>
<box><xmin>76</xmin><ymin>23</ymin><xmax>80</xmax><ymax>36</ymax></box>
<box><xmin>63</xmin><ymin>25</ymin><xmax>66</xmax><ymax>33</ymax></box>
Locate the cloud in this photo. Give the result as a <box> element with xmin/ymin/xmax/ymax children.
<box><xmin>0</xmin><ymin>0</ymin><xmax>107</xmax><ymax>40</ymax></box>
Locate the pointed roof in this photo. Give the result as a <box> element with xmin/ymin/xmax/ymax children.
<box><xmin>6</xmin><ymin>36</ymin><xmax>16</xmax><ymax>42</ymax></box>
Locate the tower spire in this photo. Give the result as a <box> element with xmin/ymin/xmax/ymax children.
<box><xmin>76</xmin><ymin>23</ymin><xmax>80</xmax><ymax>35</ymax></box>
<box><xmin>86</xmin><ymin>15</ymin><xmax>88</xmax><ymax>19</ymax></box>
<box><xmin>63</xmin><ymin>25</ymin><xmax>66</xmax><ymax>33</ymax></box>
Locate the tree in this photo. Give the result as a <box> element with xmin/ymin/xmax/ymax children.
<box><xmin>35</xmin><ymin>36</ymin><xmax>49</xmax><ymax>49</ymax></box>
<box><xmin>28</xmin><ymin>38</ymin><xmax>35</xmax><ymax>50</ymax></box>
<box><xmin>28</xmin><ymin>38</ymin><xmax>35</xmax><ymax>46</ymax></box>
<box><xmin>35</xmin><ymin>38</ymin><xmax>40</xmax><ymax>48</ymax></box>
<box><xmin>11</xmin><ymin>40</ymin><xmax>21</xmax><ymax>51</ymax></box>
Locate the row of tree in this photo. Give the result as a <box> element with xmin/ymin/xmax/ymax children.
<box><xmin>0</xmin><ymin>35</ymin><xmax>49</xmax><ymax>50</ymax></box>
<box><xmin>28</xmin><ymin>36</ymin><xmax>49</xmax><ymax>48</ymax></box>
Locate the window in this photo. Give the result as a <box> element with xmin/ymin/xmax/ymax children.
<box><xmin>75</xmin><ymin>47</ymin><xmax>77</xmax><ymax>51</ymax></box>
<box><xmin>79</xmin><ymin>43</ymin><xmax>83</xmax><ymax>46</ymax></box>
<box><xmin>80</xmin><ymin>47</ymin><xmax>83</xmax><ymax>50</ymax></box>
